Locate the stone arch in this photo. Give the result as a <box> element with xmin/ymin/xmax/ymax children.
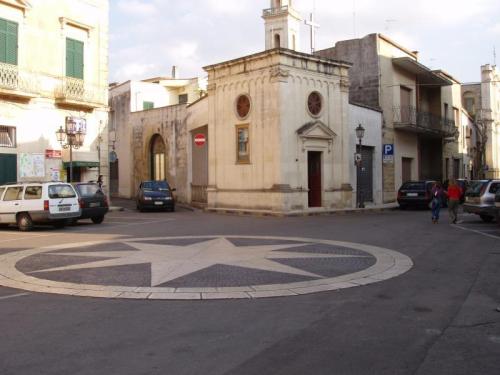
<box><xmin>149</xmin><ymin>134</ymin><xmax>166</xmax><ymax>181</ymax></box>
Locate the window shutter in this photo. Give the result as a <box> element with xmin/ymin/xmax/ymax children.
<box><xmin>5</xmin><ymin>20</ymin><xmax>17</xmax><ymax>65</ymax></box>
<box><xmin>66</xmin><ymin>38</ymin><xmax>74</xmax><ymax>77</ymax></box>
<box><xmin>0</xmin><ymin>18</ymin><xmax>18</xmax><ymax>65</ymax></box>
<box><xmin>66</xmin><ymin>38</ymin><xmax>84</xmax><ymax>79</ymax></box>
<box><xmin>0</xmin><ymin>19</ymin><xmax>6</xmax><ymax>63</ymax></box>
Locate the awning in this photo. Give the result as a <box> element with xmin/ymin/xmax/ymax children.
<box><xmin>392</xmin><ymin>57</ymin><xmax>453</xmax><ymax>86</ymax></box>
<box><xmin>63</xmin><ymin>161</ymin><xmax>99</xmax><ymax>168</ymax></box>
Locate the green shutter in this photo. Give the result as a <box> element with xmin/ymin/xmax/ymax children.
<box><xmin>0</xmin><ymin>154</ymin><xmax>17</xmax><ymax>184</ymax></box>
<box><xmin>66</xmin><ymin>38</ymin><xmax>84</xmax><ymax>79</ymax></box>
<box><xmin>0</xmin><ymin>18</ymin><xmax>18</xmax><ymax>65</ymax></box>
<box><xmin>143</xmin><ymin>101</ymin><xmax>154</xmax><ymax>110</ymax></box>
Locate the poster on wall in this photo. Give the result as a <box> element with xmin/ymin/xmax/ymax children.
<box><xmin>19</xmin><ymin>153</ymin><xmax>45</xmax><ymax>178</ymax></box>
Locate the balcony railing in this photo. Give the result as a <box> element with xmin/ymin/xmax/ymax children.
<box><xmin>393</xmin><ymin>105</ymin><xmax>456</xmax><ymax>136</ymax></box>
<box><xmin>55</xmin><ymin>77</ymin><xmax>106</xmax><ymax>108</ymax></box>
<box><xmin>0</xmin><ymin>62</ymin><xmax>40</xmax><ymax>97</ymax></box>
<box><xmin>262</xmin><ymin>5</ymin><xmax>289</xmax><ymax>17</ymax></box>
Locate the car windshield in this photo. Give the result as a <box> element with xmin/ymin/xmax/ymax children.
<box><xmin>401</xmin><ymin>182</ymin><xmax>425</xmax><ymax>190</ymax></box>
<box><xmin>466</xmin><ymin>181</ymin><xmax>488</xmax><ymax>196</ymax></box>
<box><xmin>76</xmin><ymin>184</ymin><xmax>102</xmax><ymax>197</ymax></box>
<box><xmin>142</xmin><ymin>181</ymin><xmax>170</xmax><ymax>192</ymax></box>
<box><xmin>49</xmin><ymin>184</ymin><xmax>76</xmax><ymax>199</ymax></box>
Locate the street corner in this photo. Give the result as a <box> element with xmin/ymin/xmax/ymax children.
<box><xmin>0</xmin><ymin>235</ymin><xmax>413</xmax><ymax>301</ymax></box>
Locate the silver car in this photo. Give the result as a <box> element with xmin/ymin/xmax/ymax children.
<box><xmin>463</xmin><ymin>180</ymin><xmax>500</xmax><ymax>222</ymax></box>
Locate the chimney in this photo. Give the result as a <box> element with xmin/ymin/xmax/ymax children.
<box><xmin>172</xmin><ymin>66</ymin><xmax>178</xmax><ymax>79</ymax></box>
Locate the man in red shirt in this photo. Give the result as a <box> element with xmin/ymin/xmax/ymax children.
<box><xmin>447</xmin><ymin>179</ymin><xmax>462</xmax><ymax>224</ymax></box>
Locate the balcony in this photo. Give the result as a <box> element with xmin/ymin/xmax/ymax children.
<box><xmin>393</xmin><ymin>106</ymin><xmax>456</xmax><ymax>137</ymax></box>
<box><xmin>262</xmin><ymin>5</ymin><xmax>289</xmax><ymax>17</ymax></box>
<box><xmin>0</xmin><ymin>62</ymin><xmax>40</xmax><ymax>100</ymax></box>
<box><xmin>55</xmin><ymin>77</ymin><xmax>106</xmax><ymax>110</ymax></box>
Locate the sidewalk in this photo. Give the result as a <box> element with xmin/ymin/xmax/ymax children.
<box><xmin>109</xmin><ymin>198</ymin><xmax>197</xmax><ymax>212</ymax></box>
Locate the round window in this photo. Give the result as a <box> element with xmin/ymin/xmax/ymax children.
<box><xmin>307</xmin><ymin>91</ymin><xmax>323</xmax><ymax>117</ymax></box>
<box><xmin>236</xmin><ymin>94</ymin><xmax>251</xmax><ymax>119</ymax></box>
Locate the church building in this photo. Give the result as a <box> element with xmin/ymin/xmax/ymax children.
<box><xmin>203</xmin><ymin>0</ymin><xmax>354</xmax><ymax>212</ymax></box>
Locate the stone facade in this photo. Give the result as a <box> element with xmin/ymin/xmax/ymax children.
<box><xmin>204</xmin><ymin>48</ymin><xmax>353</xmax><ymax>212</ymax></box>
<box><xmin>0</xmin><ymin>0</ymin><xmax>109</xmax><ymax>185</ymax></box>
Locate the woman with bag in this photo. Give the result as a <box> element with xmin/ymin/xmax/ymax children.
<box><xmin>430</xmin><ymin>182</ymin><xmax>444</xmax><ymax>224</ymax></box>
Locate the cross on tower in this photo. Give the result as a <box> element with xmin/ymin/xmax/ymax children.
<box><xmin>305</xmin><ymin>13</ymin><xmax>320</xmax><ymax>54</ymax></box>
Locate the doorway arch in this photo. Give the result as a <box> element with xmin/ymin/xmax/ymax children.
<box><xmin>150</xmin><ymin>134</ymin><xmax>166</xmax><ymax>181</ymax></box>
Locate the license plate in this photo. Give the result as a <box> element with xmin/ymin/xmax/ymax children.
<box><xmin>407</xmin><ymin>193</ymin><xmax>418</xmax><ymax>197</ymax></box>
<box><xmin>59</xmin><ymin>206</ymin><xmax>71</xmax><ymax>212</ymax></box>
<box><xmin>154</xmin><ymin>201</ymin><xmax>164</xmax><ymax>206</ymax></box>
<box><xmin>89</xmin><ymin>202</ymin><xmax>100</xmax><ymax>208</ymax></box>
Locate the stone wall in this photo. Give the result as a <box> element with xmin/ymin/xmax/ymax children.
<box><xmin>129</xmin><ymin>105</ymin><xmax>189</xmax><ymax>203</ymax></box>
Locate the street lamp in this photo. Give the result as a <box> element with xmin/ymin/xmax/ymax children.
<box><xmin>355</xmin><ymin>124</ymin><xmax>365</xmax><ymax>209</ymax></box>
<box><xmin>56</xmin><ymin>117</ymin><xmax>86</xmax><ymax>183</ymax></box>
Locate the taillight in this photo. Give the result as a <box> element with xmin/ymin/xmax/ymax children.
<box><xmin>44</xmin><ymin>200</ymin><xmax>49</xmax><ymax>211</ymax></box>
<box><xmin>397</xmin><ymin>191</ymin><xmax>402</xmax><ymax>199</ymax></box>
<box><xmin>78</xmin><ymin>198</ymin><xmax>84</xmax><ymax>209</ymax></box>
<box><xmin>104</xmin><ymin>196</ymin><xmax>109</xmax><ymax>208</ymax></box>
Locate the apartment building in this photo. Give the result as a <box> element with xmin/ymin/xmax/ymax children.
<box><xmin>317</xmin><ymin>34</ymin><xmax>466</xmax><ymax>202</ymax></box>
<box><xmin>108</xmin><ymin>72</ymin><xmax>206</xmax><ymax>198</ymax></box>
<box><xmin>0</xmin><ymin>0</ymin><xmax>109</xmax><ymax>185</ymax></box>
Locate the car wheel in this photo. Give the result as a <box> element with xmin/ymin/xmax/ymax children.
<box><xmin>480</xmin><ymin>214</ymin><xmax>494</xmax><ymax>223</ymax></box>
<box><xmin>53</xmin><ymin>220</ymin><xmax>67</xmax><ymax>229</ymax></box>
<box><xmin>17</xmin><ymin>213</ymin><xmax>33</xmax><ymax>232</ymax></box>
<box><xmin>91</xmin><ymin>216</ymin><xmax>105</xmax><ymax>224</ymax></box>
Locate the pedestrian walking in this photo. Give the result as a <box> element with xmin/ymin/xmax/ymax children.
<box><xmin>97</xmin><ymin>175</ymin><xmax>104</xmax><ymax>190</ymax></box>
<box><xmin>446</xmin><ymin>178</ymin><xmax>462</xmax><ymax>224</ymax></box>
<box><xmin>430</xmin><ymin>182</ymin><xmax>444</xmax><ymax>224</ymax></box>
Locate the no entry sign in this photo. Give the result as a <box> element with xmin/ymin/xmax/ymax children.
<box><xmin>194</xmin><ymin>134</ymin><xmax>206</xmax><ymax>147</ymax></box>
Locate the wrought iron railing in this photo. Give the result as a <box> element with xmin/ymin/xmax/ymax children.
<box><xmin>262</xmin><ymin>5</ymin><xmax>289</xmax><ymax>17</ymax></box>
<box><xmin>191</xmin><ymin>184</ymin><xmax>208</xmax><ymax>204</ymax></box>
<box><xmin>0</xmin><ymin>62</ymin><xmax>40</xmax><ymax>94</ymax></box>
<box><xmin>393</xmin><ymin>105</ymin><xmax>456</xmax><ymax>136</ymax></box>
<box><xmin>55</xmin><ymin>77</ymin><xmax>106</xmax><ymax>105</ymax></box>
<box><xmin>0</xmin><ymin>125</ymin><xmax>16</xmax><ymax>148</ymax></box>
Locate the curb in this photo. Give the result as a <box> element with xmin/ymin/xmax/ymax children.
<box><xmin>204</xmin><ymin>205</ymin><xmax>399</xmax><ymax>217</ymax></box>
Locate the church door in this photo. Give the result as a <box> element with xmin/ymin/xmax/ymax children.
<box><xmin>308</xmin><ymin>151</ymin><xmax>322</xmax><ymax>207</ymax></box>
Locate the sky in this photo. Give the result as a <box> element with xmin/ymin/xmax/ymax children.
<box><xmin>109</xmin><ymin>0</ymin><xmax>500</xmax><ymax>84</ymax></box>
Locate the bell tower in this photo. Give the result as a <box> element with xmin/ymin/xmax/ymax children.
<box><xmin>262</xmin><ymin>0</ymin><xmax>302</xmax><ymax>51</ymax></box>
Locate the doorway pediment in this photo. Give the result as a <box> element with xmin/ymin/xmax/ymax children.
<box><xmin>297</xmin><ymin>121</ymin><xmax>337</xmax><ymax>140</ymax></box>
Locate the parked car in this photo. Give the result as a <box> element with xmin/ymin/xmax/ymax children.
<box><xmin>73</xmin><ymin>182</ymin><xmax>109</xmax><ymax>224</ymax></box>
<box><xmin>0</xmin><ymin>182</ymin><xmax>80</xmax><ymax>231</ymax></box>
<box><xmin>397</xmin><ymin>181</ymin><xmax>436</xmax><ymax>209</ymax></box>
<box><xmin>136</xmin><ymin>181</ymin><xmax>176</xmax><ymax>212</ymax></box>
<box><xmin>463</xmin><ymin>180</ymin><xmax>500</xmax><ymax>222</ymax></box>
<box><xmin>495</xmin><ymin>189</ymin><xmax>500</xmax><ymax>224</ymax></box>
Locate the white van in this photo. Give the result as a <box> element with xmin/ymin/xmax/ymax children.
<box><xmin>0</xmin><ymin>182</ymin><xmax>81</xmax><ymax>231</ymax></box>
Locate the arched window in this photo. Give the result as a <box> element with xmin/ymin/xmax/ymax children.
<box><xmin>274</xmin><ymin>34</ymin><xmax>281</xmax><ymax>48</ymax></box>
<box><xmin>150</xmin><ymin>134</ymin><xmax>166</xmax><ymax>181</ymax></box>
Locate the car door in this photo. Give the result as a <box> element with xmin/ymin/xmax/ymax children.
<box><xmin>0</xmin><ymin>186</ymin><xmax>24</xmax><ymax>223</ymax></box>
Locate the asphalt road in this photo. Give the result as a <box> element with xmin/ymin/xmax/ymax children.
<box><xmin>0</xmin><ymin>207</ymin><xmax>499</xmax><ymax>375</ymax></box>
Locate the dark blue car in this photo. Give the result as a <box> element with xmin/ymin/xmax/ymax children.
<box><xmin>136</xmin><ymin>181</ymin><xmax>176</xmax><ymax>212</ymax></box>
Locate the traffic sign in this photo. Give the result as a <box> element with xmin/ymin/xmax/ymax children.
<box><xmin>194</xmin><ymin>134</ymin><xmax>206</xmax><ymax>147</ymax></box>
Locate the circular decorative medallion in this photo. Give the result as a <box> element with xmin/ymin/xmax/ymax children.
<box><xmin>307</xmin><ymin>91</ymin><xmax>323</xmax><ymax>117</ymax></box>
<box><xmin>236</xmin><ymin>95</ymin><xmax>251</xmax><ymax>119</ymax></box>
<box><xmin>0</xmin><ymin>235</ymin><xmax>413</xmax><ymax>300</ymax></box>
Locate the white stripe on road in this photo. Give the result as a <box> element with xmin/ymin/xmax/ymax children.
<box><xmin>454</xmin><ymin>224</ymin><xmax>500</xmax><ymax>240</ymax></box>
<box><xmin>0</xmin><ymin>293</ymin><xmax>30</xmax><ymax>300</ymax></box>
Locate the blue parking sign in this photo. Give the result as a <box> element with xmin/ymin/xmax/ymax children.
<box><xmin>383</xmin><ymin>144</ymin><xmax>394</xmax><ymax>156</ymax></box>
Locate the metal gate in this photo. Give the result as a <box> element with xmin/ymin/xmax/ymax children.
<box><xmin>0</xmin><ymin>154</ymin><xmax>17</xmax><ymax>184</ymax></box>
<box><xmin>357</xmin><ymin>146</ymin><xmax>373</xmax><ymax>202</ymax></box>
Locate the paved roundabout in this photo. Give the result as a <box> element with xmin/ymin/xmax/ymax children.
<box><xmin>0</xmin><ymin>236</ymin><xmax>413</xmax><ymax>300</ymax></box>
